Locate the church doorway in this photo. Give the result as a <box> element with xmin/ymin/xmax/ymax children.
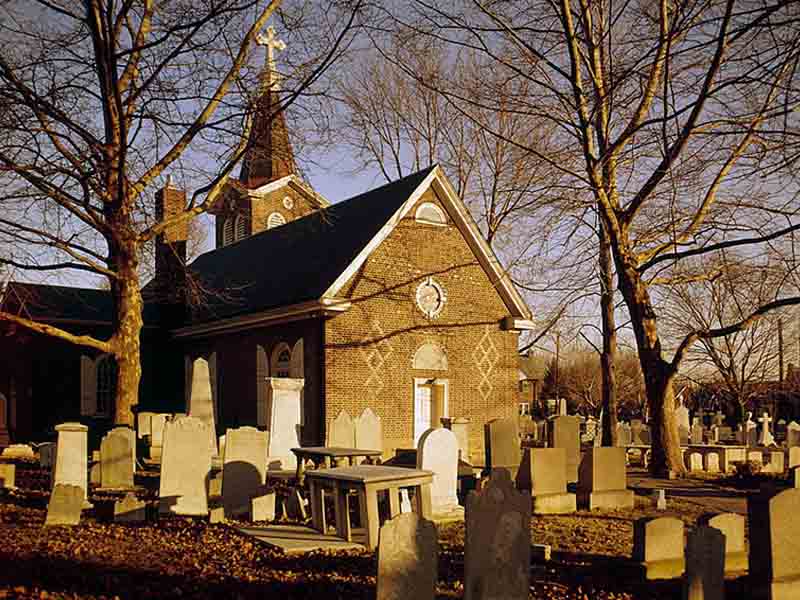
<box><xmin>413</xmin><ymin>378</ymin><xmax>449</xmax><ymax>446</ymax></box>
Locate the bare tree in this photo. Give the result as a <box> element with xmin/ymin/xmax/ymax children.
<box><xmin>374</xmin><ymin>0</ymin><xmax>800</xmax><ymax>475</ymax></box>
<box><xmin>0</xmin><ymin>0</ymin><xmax>361</xmax><ymax>426</ymax></box>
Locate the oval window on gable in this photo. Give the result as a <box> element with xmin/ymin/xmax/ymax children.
<box><xmin>267</xmin><ymin>212</ymin><xmax>286</xmax><ymax>230</ymax></box>
<box><xmin>415</xmin><ymin>202</ymin><xmax>446</xmax><ymax>225</ymax></box>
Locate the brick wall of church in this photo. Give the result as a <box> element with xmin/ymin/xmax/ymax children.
<box><xmin>324</xmin><ymin>187</ymin><xmax>520</xmax><ymax>464</ymax></box>
<box><xmin>250</xmin><ymin>186</ymin><xmax>319</xmax><ymax>236</ymax></box>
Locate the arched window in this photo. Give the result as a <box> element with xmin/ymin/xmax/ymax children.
<box><xmin>222</xmin><ymin>217</ymin><xmax>234</xmax><ymax>246</ymax></box>
<box><xmin>290</xmin><ymin>339</ymin><xmax>304</xmax><ymax>378</ymax></box>
<box><xmin>271</xmin><ymin>343</ymin><xmax>291</xmax><ymax>377</ymax></box>
<box><xmin>415</xmin><ymin>202</ymin><xmax>447</xmax><ymax>225</ymax></box>
<box><xmin>96</xmin><ymin>354</ymin><xmax>117</xmax><ymax>417</ymax></box>
<box><xmin>267</xmin><ymin>211</ymin><xmax>286</xmax><ymax>230</ymax></box>
<box><xmin>234</xmin><ymin>214</ymin><xmax>247</xmax><ymax>241</ymax></box>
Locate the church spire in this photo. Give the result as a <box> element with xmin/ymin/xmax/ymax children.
<box><xmin>239</xmin><ymin>26</ymin><xmax>296</xmax><ymax>188</ymax></box>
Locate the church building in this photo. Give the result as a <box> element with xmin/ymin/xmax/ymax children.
<box><xmin>0</xmin><ymin>30</ymin><xmax>534</xmax><ymax>462</ymax></box>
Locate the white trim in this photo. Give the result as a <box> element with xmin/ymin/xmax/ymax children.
<box><xmin>415</xmin><ymin>202</ymin><xmax>447</xmax><ymax>225</ymax></box>
<box><xmin>413</xmin><ymin>377</ymin><xmax>449</xmax><ymax>446</ymax></box>
<box><xmin>246</xmin><ymin>174</ymin><xmax>331</xmax><ymax>208</ymax></box>
<box><xmin>171</xmin><ymin>298</ymin><xmax>351</xmax><ymax>339</ymax></box>
<box><xmin>501</xmin><ymin>317</ymin><xmax>538</xmax><ymax>331</ymax></box>
<box><xmin>322</xmin><ymin>168</ymin><xmax>439</xmax><ymax>298</ymax></box>
<box><xmin>321</xmin><ymin>166</ymin><xmax>532</xmax><ymax>319</ymax></box>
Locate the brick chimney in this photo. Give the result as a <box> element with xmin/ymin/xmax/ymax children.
<box><xmin>154</xmin><ymin>181</ymin><xmax>188</xmax><ymax>316</ymax></box>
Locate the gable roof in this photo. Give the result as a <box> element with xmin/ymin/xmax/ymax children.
<box><xmin>186</xmin><ymin>166</ymin><xmax>437</xmax><ymax>324</ymax></box>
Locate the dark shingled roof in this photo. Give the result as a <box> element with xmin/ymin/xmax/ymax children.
<box><xmin>188</xmin><ymin>166</ymin><xmax>435</xmax><ymax>324</ymax></box>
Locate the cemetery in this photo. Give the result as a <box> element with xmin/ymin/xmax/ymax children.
<box><xmin>3</xmin><ymin>394</ymin><xmax>800</xmax><ymax>599</ymax></box>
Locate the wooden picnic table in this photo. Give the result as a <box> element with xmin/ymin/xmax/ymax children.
<box><xmin>304</xmin><ymin>465</ymin><xmax>434</xmax><ymax>550</ymax></box>
<box><xmin>291</xmin><ymin>446</ymin><xmax>383</xmax><ymax>484</ymax></box>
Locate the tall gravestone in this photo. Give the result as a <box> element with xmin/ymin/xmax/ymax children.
<box><xmin>53</xmin><ymin>422</ymin><xmax>88</xmax><ymax>500</ymax></box>
<box><xmin>449</xmin><ymin>417</ymin><xmax>471</xmax><ymax>462</ymax></box>
<box><xmin>748</xmin><ymin>488</ymin><xmax>800</xmax><ymax>599</ymax></box>
<box><xmin>684</xmin><ymin>526</ymin><xmax>725</xmax><ymax>600</ymax></box>
<box><xmin>222</xmin><ymin>426</ymin><xmax>268</xmax><ymax>518</ymax></box>
<box><xmin>417</xmin><ymin>428</ymin><xmax>462</xmax><ymax>519</ymax></box>
<box><xmin>188</xmin><ymin>357</ymin><xmax>218</xmax><ymax>456</ymax></box>
<box><xmin>328</xmin><ymin>409</ymin><xmax>356</xmax><ymax>447</ymax></box>
<box><xmin>517</xmin><ymin>447</ymin><xmax>575</xmax><ymax>514</ymax></box>
<box><xmin>137</xmin><ymin>411</ymin><xmax>155</xmax><ymax>439</ymax></box>
<box><xmin>0</xmin><ymin>463</ymin><xmax>15</xmax><ymax>489</ymax></box>
<box><xmin>548</xmin><ymin>416</ymin><xmax>580</xmax><ymax>483</ymax></box>
<box><xmin>149</xmin><ymin>413</ymin><xmax>169</xmax><ymax>459</ymax></box>
<box><xmin>158</xmin><ymin>416</ymin><xmax>212</xmax><ymax>516</ymax></box>
<box><xmin>465</xmin><ymin>470</ymin><xmax>530</xmax><ymax>600</ymax></box>
<box><xmin>377</xmin><ymin>512</ymin><xmax>437</xmax><ymax>600</ymax></box>
<box><xmin>99</xmin><ymin>427</ymin><xmax>134</xmax><ymax>489</ymax></box>
<box><xmin>39</xmin><ymin>442</ymin><xmax>56</xmax><ymax>469</ymax></box>
<box><xmin>577</xmin><ymin>447</ymin><xmax>633</xmax><ymax>510</ymax></box>
<box><xmin>355</xmin><ymin>408</ymin><xmax>383</xmax><ymax>454</ymax></box>
<box><xmin>264</xmin><ymin>378</ymin><xmax>303</xmax><ymax>470</ymax></box>
<box><xmin>484</xmin><ymin>417</ymin><xmax>521</xmax><ymax>481</ymax></box>
<box><xmin>633</xmin><ymin>516</ymin><xmax>685</xmax><ymax>579</ymax></box>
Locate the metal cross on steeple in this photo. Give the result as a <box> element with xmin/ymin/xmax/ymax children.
<box><xmin>255</xmin><ymin>26</ymin><xmax>286</xmax><ymax>89</ymax></box>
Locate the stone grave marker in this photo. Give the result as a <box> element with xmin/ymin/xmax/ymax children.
<box><xmin>149</xmin><ymin>413</ymin><xmax>169</xmax><ymax>459</ymax></box>
<box><xmin>743</xmin><ymin>413</ymin><xmax>757</xmax><ymax>447</ymax></box>
<box><xmin>787</xmin><ymin>422</ymin><xmax>800</xmax><ymax>448</ymax></box>
<box><xmin>251</xmin><ymin>491</ymin><xmax>276</xmax><ymax>521</ymax></box>
<box><xmin>377</xmin><ymin>512</ymin><xmax>437</xmax><ymax>600</ymax></box>
<box><xmin>158</xmin><ymin>416</ymin><xmax>212</xmax><ymax>516</ymax></box>
<box><xmin>689</xmin><ymin>452</ymin><xmax>704</xmax><ymax>472</ymax></box>
<box><xmin>52</xmin><ymin>422</ymin><xmax>88</xmax><ymax>499</ymax></box>
<box><xmin>676</xmin><ymin>404</ymin><xmax>691</xmax><ymax>437</ymax></box>
<box><xmin>115</xmin><ymin>492</ymin><xmax>146</xmax><ymax>523</ymax></box>
<box><xmin>748</xmin><ymin>451</ymin><xmax>764</xmax><ymax>466</ymax></box>
<box><xmin>630</xmin><ymin>419</ymin><xmax>644</xmax><ymax>445</ymax></box>
<box><xmin>548</xmin><ymin>415</ymin><xmax>580</xmax><ymax>483</ymax></box>
<box><xmin>188</xmin><ymin>357</ymin><xmax>218</xmax><ymax>456</ymax></box>
<box><xmin>329</xmin><ymin>410</ymin><xmax>356</xmax><ymax>447</ymax></box>
<box><xmin>703</xmin><ymin>512</ymin><xmax>747</xmax><ymax>573</ymax></box>
<box><xmin>616</xmin><ymin>422</ymin><xmax>632</xmax><ymax>447</ymax></box>
<box><xmin>717</xmin><ymin>426</ymin><xmax>733</xmax><ymax>442</ymax></box>
<box><xmin>417</xmin><ymin>428</ymin><xmax>462</xmax><ymax>519</ymax></box>
<box><xmin>684</xmin><ymin>526</ymin><xmax>725</xmax><ymax>600</ymax></box>
<box><xmin>264</xmin><ymin>378</ymin><xmax>303</xmax><ymax>470</ymax></box>
<box><xmin>222</xmin><ymin>426</ymin><xmax>268</xmax><ymax>518</ymax></box>
<box><xmin>1</xmin><ymin>444</ymin><xmax>34</xmax><ymax>459</ymax></box>
<box><xmin>633</xmin><ymin>516</ymin><xmax>685</xmax><ymax>579</ymax></box>
<box><xmin>465</xmin><ymin>470</ymin><xmax>530</xmax><ymax>600</ymax></box>
<box><xmin>39</xmin><ymin>443</ymin><xmax>55</xmax><ymax>469</ymax></box>
<box><xmin>0</xmin><ymin>463</ymin><xmax>15</xmax><ymax>489</ymax></box>
<box><xmin>748</xmin><ymin>488</ymin><xmax>800</xmax><ymax>599</ymax></box>
<box><xmin>691</xmin><ymin>420</ymin><xmax>704</xmax><ymax>445</ymax></box>
<box><xmin>484</xmin><ymin>417</ymin><xmax>521</xmax><ymax>481</ymax></box>
<box><xmin>763</xmin><ymin>451</ymin><xmax>785</xmax><ymax>475</ymax></box>
<box><xmin>355</xmin><ymin>407</ymin><xmax>383</xmax><ymax>454</ymax></box>
<box><xmin>137</xmin><ymin>411</ymin><xmax>155</xmax><ymax>439</ymax></box>
<box><xmin>100</xmin><ymin>427</ymin><xmax>134</xmax><ymax>489</ymax></box>
<box><xmin>789</xmin><ymin>447</ymin><xmax>800</xmax><ymax>470</ymax></box>
<box><xmin>758</xmin><ymin>413</ymin><xmax>775</xmax><ymax>446</ymax></box>
<box><xmin>577</xmin><ymin>447</ymin><xmax>633</xmax><ymax>510</ymax></box>
<box><xmin>653</xmin><ymin>489</ymin><xmax>667</xmax><ymax>511</ymax></box>
<box><xmin>517</xmin><ymin>447</ymin><xmax>575</xmax><ymax>514</ymax></box>
<box><xmin>45</xmin><ymin>484</ymin><xmax>83</xmax><ymax>526</ymax></box>
<box><xmin>704</xmin><ymin>453</ymin><xmax>720</xmax><ymax>473</ymax></box>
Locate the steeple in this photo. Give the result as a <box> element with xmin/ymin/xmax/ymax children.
<box><xmin>239</xmin><ymin>26</ymin><xmax>296</xmax><ymax>188</ymax></box>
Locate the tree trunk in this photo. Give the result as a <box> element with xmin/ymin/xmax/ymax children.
<box><xmin>599</xmin><ymin>217</ymin><xmax>618</xmax><ymax>446</ymax></box>
<box><xmin>109</xmin><ymin>241</ymin><xmax>143</xmax><ymax>428</ymax></box>
<box><xmin>614</xmin><ymin>255</ymin><xmax>686</xmax><ymax>476</ymax></box>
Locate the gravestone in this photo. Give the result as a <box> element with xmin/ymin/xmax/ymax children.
<box><xmin>748</xmin><ymin>451</ymin><xmax>764</xmax><ymax>466</ymax></box>
<box><xmin>676</xmin><ymin>404</ymin><xmax>691</xmax><ymax>437</ymax></box>
<box><xmin>748</xmin><ymin>488</ymin><xmax>800</xmax><ymax>599</ymax></box>
<box><xmin>39</xmin><ymin>443</ymin><xmax>55</xmax><ymax>469</ymax></box>
<box><xmin>758</xmin><ymin>413</ymin><xmax>775</xmax><ymax>447</ymax></box>
<box><xmin>484</xmin><ymin>417</ymin><xmax>521</xmax><ymax>481</ymax></box>
<box><xmin>653</xmin><ymin>489</ymin><xmax>667</xmax><ymax>511</ymax></box>
<box><xmin>449</xmin><ymin>417</ymin><xmax>471</xmax><ymax>462</ymax></box>
<box><xmin>264</xmin><ymin>378</ymin><xmax>303</xmax><ymax>470</ymax></box>
<box><xmin>704</xmin><ymin>453</ymin><xmax>720</xmax><ymax>473</ymax></box>
<box><xmin>328</xmin><ymin>410</ymin><xmax>356</xmax><ymax>447</ymax></box>
<box><xmin>417</xmin><ymin>428</ymin><xmax>462</xmax><ymax>519</ymax></box>
<box><xmin>465</xmin><ymin>470</ymin><xmax>530</xmax><ymax>600</ymax></box>
<box><xmin>712</xmin><ymin>411</ymin><xmax>725</xmax><ymax>427</ymax></box>
<box><xmin>137</xmin><ymin>411</ymin><xmax>155</xmax><ymax>439</ymax></box>
<box><xmin>100</xmin><ymin>427</ymin><xmax>134</xmax><ymax>489</ymax></box>
<box><xmin>115</xmin><ymin>492</ymin><xmax>146</xmax><ymax>523</ymax></box>
<box><xmin>251</xmin><ymin>491</ymin><xmax>276</xmax><ymax>521</ymax></box>
<box><xmin>787</xmin><ymin>422</ymin><xmax>800</xmax><ymax>448</ymax></box>
<box><xmin>707</xmin><ymin>426</ymin><xmax>719</xmax><ymax>444</ymax></box>
<box><xmin>44</xmin><ymin>484</ymin><xmax>83</xmax><ymax>526</ymax></box>
<box><xmin>548</xmin><ymin>415</ymin><xmax>580</xmax><ymax>483</ymax></box>
<box><xmin>616</xmin><ymin>422</ymin><xmax>632</xmax><ymax>447</ymax></box>
<box><xmin>377</xmin><ymin>512</ymin><xmax>438</xmax><ymax>600</ymax></box>
<box><xmin>53</xmin><ymin>422</ymin><xmax>88</xmax><ymax>499</ymax></box>
<box><xmin>558</xmin><ymin>397</ymin><xmax>567</xmax><ymax>416</ymax></box>
<box><xmin>222</xmin><ymin>426</ymin><xmax>268</xmax><ymax>518</ymax></box>
<box><xmin>630</xmin><ymin>419</ymin><xmax>645</xmax><ymax>445</ymax></box>
<box><xmin>517</xmin><ymin>447</ymin><xmax>575</xmax><ymax>514</ymax></box>
<box><xmin>149</xmin><ymin>413</ymin><xmax>169</xmax><ymax>459</ymax></box>
<box><xmin>0</xmin><ymin>463</ymin><xmax>15</xmax><ymax>488</ymax></box>
<box><xmin>703</xmin><ymin>512</ymin><xmax>748</xmax><ymax>573</ymax></box>
<box><xmin>684</xmin><ymin>526</ymin><xmax>725</xmax><ymax>600</ymax></box>
<box><xmin>188</xmin><ymin>357</ymin><xmax>218</xmax><ymax>455</ymax></box>
<box><xmin>717</xmin><ymin>426</ymin><xmax>733</xmax><ymax>442</ymax></box>
<box><xmin>691</xmin><ymin>421</ymin><xmax>704</xmax><ymax>445</ymax></box>
<box><xmin>763</xmin><ymin>451</ymin><xmax>785</xmax><ymax>475</ymax></box>
<box><xmin>355</xmin><ymin>408</ymin><xmax>383</xmax><ymax>453</ymax></box>
<box><xmin>1</xmin><ymin>444</ymin><xmax>34</xmax><ymax>459</ymax></box>
<box><xmin>633</xmin><ymin>516</ymin><xmax>685</xmax><ymax>579</ymax></box>
<box><xmin>577</xmin><ymin>447</ymin><xmax>633</xmax><ymax>510</ymax></box>
<box><xmin>158</xmin><ymin>416</ymin><xmax>212</xmax><ymax>516</ymax></box>
<box><xmin>679</xmin><ymin>425</ymin><xmax>690</xmax><ymax>446</ymax></box>
<box><xmin>789</xmin><ymin>447</ymin><xmax>800</xmax><ymax>469</ymax></box>
<box><xmin>743</xmin><ymin>412</ymin><xmax>757</xmax><ymax>446</ymax></box>
<box><xmin>689</xmin><ymin>452</ymin><xmax>704</xmax><ymax>472</ymax></box>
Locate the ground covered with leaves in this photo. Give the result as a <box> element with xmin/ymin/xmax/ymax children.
<box><xmin>0</xmin><ymin>462</ymin><xmax>765</xmax><ymax>599</ymax></box>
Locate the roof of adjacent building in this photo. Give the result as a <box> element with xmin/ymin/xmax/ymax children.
<box><xmin>187</xmin><ymin>166</ymin><xmax>436</xmax><ymax>323</ymax></box>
